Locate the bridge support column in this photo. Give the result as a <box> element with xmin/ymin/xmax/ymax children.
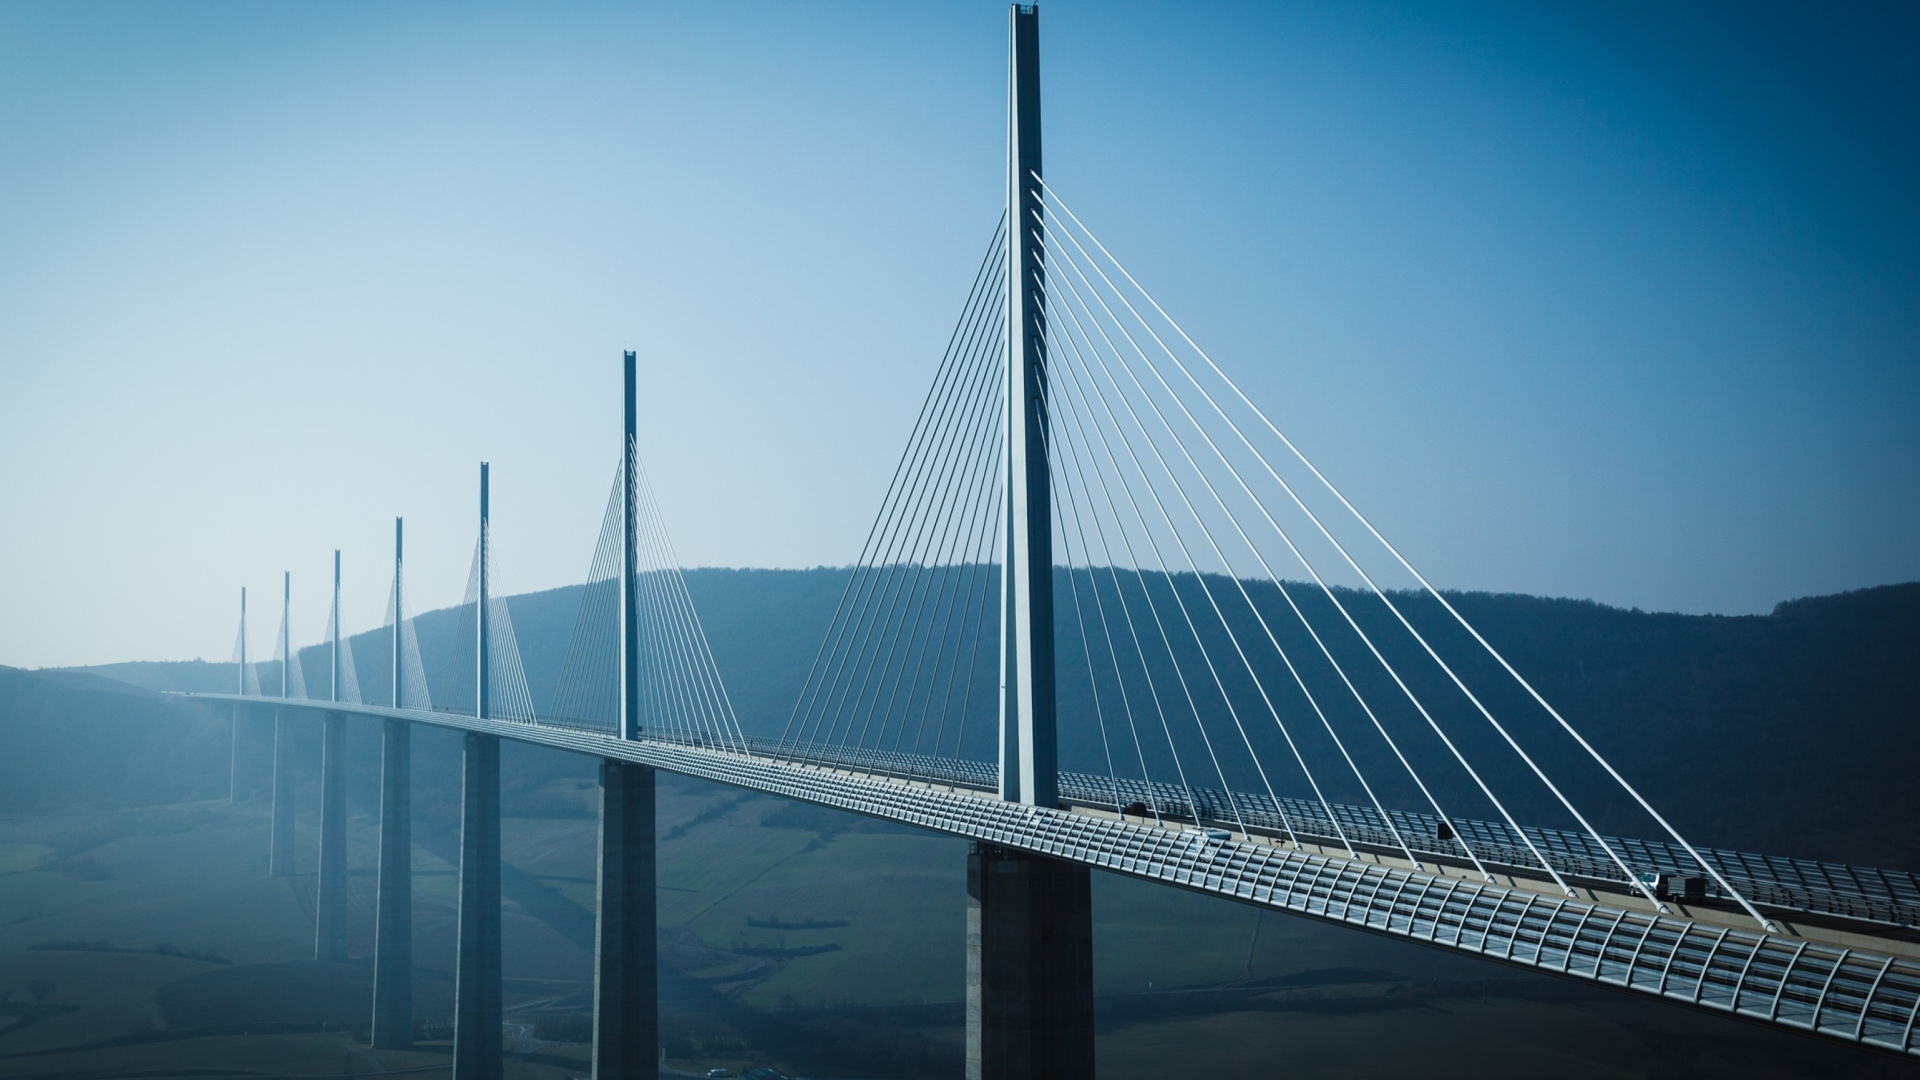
<box><xmin>315</xmin><ymin>712</ymin><xmax>349</xmax><ymax>960</ymax></box>
<box><xmin>232</xmin><ymin>586</ymin><xmax>248</xmax><ymax>803</ymax></box>
<box><xmin>269</xmin><ymin>708</ymin><xmax>296</xmax><ymax>876</ymax></box>
<box><xmin>592</xmin><ymin>760</ymin><xmax>656</xmax><ymax>1080</ymax></box>
<box><xmin>966</xmin><ymin>843</ymin><xmax>1093</xmax><ymax>1080</ymax></box>
<box><xmin>229</xmin><ymin>705</ymin><xmax>243</xmax><ymax>803</ymax></box>
<box><xmin>232</xmin><ymin>705</ymin><xmax>270</xmax><ymax>803</ymax></box>
<box><xmin>371</xmin><ymin>718</ymin><xmax>413</xmax><ymax>1048</ymax></box>
<box><xmin>453</xmin><ymin>732</ymin><xmax>502</xmax><ymax>1080</ymax></box>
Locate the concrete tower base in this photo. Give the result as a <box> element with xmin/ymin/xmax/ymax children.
<box><xmin>269</xmin><ymin>708</ymin><xmax>296</xmax><ymax>877</ymax></box>
<box><xmin>314</xmin><ymin>712</ymin><xmax>348</xmax><ymax>960</ymax></box>
<box><xmin>592</xmin><ymin>760</ymin><xmax>657</xmax><ymax>1080</ymax></box>
<box><xmin>371</xmin><ymin>718</ymin><xmax>413</xmax><ymax>1049</ymax></box>
<box><xmin>452</xmin><ymin>733</ymin><xmax>501</xmax><ymax>1080</ymax></box>
<box><xmin>966</xmin><ymin>842</ymin><xmax>1095</xmax><ymax>1080</ymax></box>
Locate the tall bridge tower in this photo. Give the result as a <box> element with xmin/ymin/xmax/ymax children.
<box><xmin>454</xmin><ymin>464</ymin><xmax>504</xmax><ymax>1080</ymax></box>
<box><xmin>972</xmin><ymin>7</ymin><xmax>1097</xmax><ymax>1080</ymax></box>
<box><xmin>1000</xmin><ymin>2</ymin><xmax>1054</xmax><ymax>812</ymax></box>
<box><xmin>595</xmin><ymin>350</ymin><xmax>659</xmax><ymax>1080</ymax></box>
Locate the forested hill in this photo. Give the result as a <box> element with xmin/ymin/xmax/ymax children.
<box><xmin>50</xmin><ymin>573</ymin><xmax>1920</xmax><ymax>873</ymax></box>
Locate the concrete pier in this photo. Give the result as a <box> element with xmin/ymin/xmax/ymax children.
<box><xmin>229</xmin><ymin>705</ymin><xmax>243</xmax><ymax>804</ymax></box>
<box><xmin>269</xmin><ymin>709</ymin><xmax>296</xmax><ymax>877</ymax></box>
<box><xmin>966</xmin><ymin>843</ymin><xmax>1094</xmax><ymax>1080</ymax></box>
<box><xmin>230</xmin><ymin>705</ymin><xmax>272</xmax><ymax>803</ymax></box>
<box><xmin>232</xmin><ymin>586</ymin><xmax>249</xmax><ymax>804</ymax></box>
<box><xmin>592</xmin><ymin>760</ymin><xmax>657</xmax><ymax>1080</ymax></box>
<box><xmin>371</xmin><ymin>718</ymin><xmax>413</xmax><ymax>1048</ymax></box>
<box><xmin>452</xmin><ymin>733</ymin><xmax>502</xmax><ymax>1080</ymax></box>
<box><xmin>314</xmin><ymin>712</ymin><xmax>348</xmax><ymax>960</ymax></box>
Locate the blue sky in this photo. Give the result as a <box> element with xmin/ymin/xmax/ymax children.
<box><xmin>1</xmin><ymin>1</ymin><xmax>1914</xmax><ymax>667</ymax></box>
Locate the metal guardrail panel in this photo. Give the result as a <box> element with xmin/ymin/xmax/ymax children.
<box><xmin>752</xmin><ymin>737</ymin><xmax>1920</xmax><ymax>927</ymax></box>
<box><xmin>189</xmin><ymin>695</ymin><xmax>1920</xmax><ymax>1057</ymax></box>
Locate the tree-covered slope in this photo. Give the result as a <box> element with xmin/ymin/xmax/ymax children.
<box><xmin>42</xmin><ymin>574</ymin><xmax>1920</xmax><ymax>871</ymax></box>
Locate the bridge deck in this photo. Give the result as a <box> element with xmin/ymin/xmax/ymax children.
<box><xmin>190</xmin><ymin>693</ymin><xmax>1920</xmax><ymax>1059</ymax></box>
<box><xmin>746</xmin><ymin>739</ymin><xmax>1920</xmax><ymax>932</ymax></box>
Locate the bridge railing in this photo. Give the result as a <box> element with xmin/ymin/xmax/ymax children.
<box><xmin>313</xmin><ymin>703</ymin><xmax>1918</xmax><ymax>929</ymax></box>
<box><xmin>627</xmin><ymin>732</ymin><xmax>1920</xmax><ymax>1058</ymax></box>
<box><xmin>642</xmin><ymin>728</ymin><xmax>1920</xmax><ymax>929</ymax></box>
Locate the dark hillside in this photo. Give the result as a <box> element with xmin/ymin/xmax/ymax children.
<box><xmin>678</xmin><ymin>575</ymin><xmax>1920</xmax><ymax>870</ymax></box>
<box><xmin>55</xmin><ymin>576</ymin><xmax>1920</xmax><ymax>871</ymax></box>
<box><xmin>0</xmin><ymin>667</ymin><xmax>226</xmax><ymax>813</ymax></box>
<box><xmin>1431</xmin><ymin>583</ymin><xmax>1920</xmax><ymax>868</ymax></box>
<box><xmin>8</xmin><ymin>586</ymin><xmax>1920</xmax><ymax>1080</ymax></box>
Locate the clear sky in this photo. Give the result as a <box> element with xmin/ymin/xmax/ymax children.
<box><xmin>1</xmin><ymin>1</ymin><xmax>1915</xmax><ymax>669</ymax></box>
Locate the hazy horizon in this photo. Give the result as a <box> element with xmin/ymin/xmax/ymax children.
<box><xmin>37</xmin><ymin>569</ymin><xmax>1919</xmax><ymax>674</ymax></box>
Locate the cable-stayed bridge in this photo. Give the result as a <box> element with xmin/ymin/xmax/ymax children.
<box><xmin>178</xmin><ymin>8</ymin><xmax>1920</xmax><ymax>1079</ymax></box>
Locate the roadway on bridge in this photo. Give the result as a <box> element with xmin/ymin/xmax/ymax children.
<box><xmin>190</xmin><ymin>691</ymin><xmax>1920</xmax><ymax>1059</ymax></box>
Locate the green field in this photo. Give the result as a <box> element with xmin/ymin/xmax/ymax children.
<box><xmin>0</xmin><ymin>771</ymin><xmax>1915</xmax><ymax>1079</ymax></box>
